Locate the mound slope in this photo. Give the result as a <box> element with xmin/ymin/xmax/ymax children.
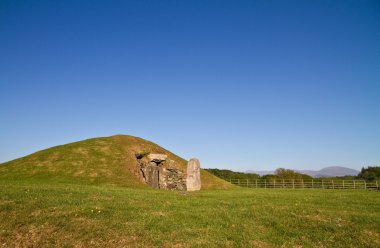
<box><xmin>0</xmin><ymin>135</ymin><xmax>232</xmax><ymax>190</ymax></box>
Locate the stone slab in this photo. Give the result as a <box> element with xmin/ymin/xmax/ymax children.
<box><xmin>186</xmin><ymin>158</ymin><xmax>201</xmax><ymax>191</ymax></box>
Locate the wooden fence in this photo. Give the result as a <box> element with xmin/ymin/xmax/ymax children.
<box><xmin>229</xmin><ymin>179</ymin><xmax>379</xmax><ymax>189</ymax></box>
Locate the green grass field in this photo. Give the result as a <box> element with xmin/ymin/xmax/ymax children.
<box><xmin>1</xmin><ymin>179</ymin><xmax>379</xmax><ymax>247</ymax></box>
<box><xmin>1</xmin><ymin>136</ymin><xmax>379</xmax><ymax>247</ymax></box>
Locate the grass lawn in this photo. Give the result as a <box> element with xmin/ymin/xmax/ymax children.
<box><xmin>0</xmin><ymin>180</ymin><xmax>379</xmax><ymax>247</ymax></box>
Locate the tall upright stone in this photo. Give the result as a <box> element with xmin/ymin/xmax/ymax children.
<box><xmin>186</xmin><ymin>158</ymin><xmax>201</xmax><ymax>191</ymax></box>
<box><xmin>145</xmin><ymin>162</ymin><xmax>159</xmax><ymax>189</ymax></box>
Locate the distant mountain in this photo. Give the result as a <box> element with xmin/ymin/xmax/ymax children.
<box><xmin>296</xmin><ymin>166</ymin><xmax>359</xmax><ymax>177</ymax></box>
<box><xmin>246</xmin><ymin>170</ymin><xmax>274</xmax><ymax>176</ymax></box>
<box><xmin>246</xmin><ymin>166</ymin><xmax>359</xmax><ymax>178</ymax></box>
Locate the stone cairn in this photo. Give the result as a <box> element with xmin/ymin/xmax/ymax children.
<box><xmin>186</xmin><ymin>158</ymin><xmax>201</xmax><ymax>191</ymax></box>
<box><xmin>135</xmin><ymin>153</ymin><xmax>187</xmax><ymax>191</ymax></box>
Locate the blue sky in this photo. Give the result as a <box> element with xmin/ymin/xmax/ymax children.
<box><xmin>1</xmin><ymin>0</ymin><xmax>379</xmax><ymax>171</ymax></box>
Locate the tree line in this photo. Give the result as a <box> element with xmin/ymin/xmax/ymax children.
<box><xmin>205</xmin><ymin>166</ymin><xmax>380</xmax><ymax>181</ymax></box>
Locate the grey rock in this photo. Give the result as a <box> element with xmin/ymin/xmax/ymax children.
<box><xmin>136</xmin><ymin>155</ymin><xmax>187</xmax><ymax>191</ymax></box>
<box><xmin>159</xmin><ymin>160</ymin><xmax>186</xmax><ymax>191</ymax></box>
<box><xmin>145</xmin><ymin>162</ymin><xmax>159</xmax><ymax>189</ymax></box>
<box><xmin>186</xmin><ymin>158</ymin><xmax>201</xmax><ymax>191</ymax></box>
<box><xmin>148</xmin><ymin>154</ymin><xmax>168</xmax><ymax>163</ymax></box>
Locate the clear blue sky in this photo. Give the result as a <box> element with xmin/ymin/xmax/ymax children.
<box><xmin>1</xmin><ymin>0</ymin><xmax>379</xmax><ymax>171</ymax></box>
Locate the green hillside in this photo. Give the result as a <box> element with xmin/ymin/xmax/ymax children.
<box><xmin>0</xmin><ymin>135</ymin><xmax>232</xmax><ymax>190</ymax></box>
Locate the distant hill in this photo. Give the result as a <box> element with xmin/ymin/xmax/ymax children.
<box><xmin>246</xmin><ymin>170</ymin><xmax>275</xmax><ymax>176</ymax></box>
<box><xmin>247</xmin><ymin>166</ymin><xmax>359</xmax><ymax>178</ymax></box>
<box><xmin>296</xmin><ymin>166</ymin><xmax>359</xmax><ymax>177</ymax></box>
<box><xmin>0</xmin><ymin>135</ymin><xmax>232</xmax><ymax>190</ymax></box>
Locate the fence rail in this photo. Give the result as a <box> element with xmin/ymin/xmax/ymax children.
<box><xmin>229</xmin><ymin>179</ymin><xmax>379</xmax><ymax>190</ymax></box>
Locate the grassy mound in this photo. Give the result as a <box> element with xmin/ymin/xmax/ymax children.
<box><xmin>0</xmin><ymin>135</ymin><xmax>232</xmax><ymax>190</ymax></box>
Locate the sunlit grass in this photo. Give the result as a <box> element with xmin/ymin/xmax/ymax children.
<box><xmin>1</xmin><ymin>179</ymin><xmax>378</xmax><ymax>247</ymax></box>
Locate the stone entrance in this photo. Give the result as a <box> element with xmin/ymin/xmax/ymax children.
<box><xmin>135</xmin><ymin>153</ymin><xmax>187</xmax><ymax>191</ymax></box>
<box><xmin>145</xmin><ymin>161</ymin><xmax>159</xmax><ymax>188</ymax></box>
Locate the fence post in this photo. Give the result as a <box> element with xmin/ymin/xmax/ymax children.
<box><xmin>364</xmin><ymin>180</ymin><xmax>366</xmax><ymax>189</ymax></box>
<box><xmin>292</xmin><ymin>179</ymin><xmax>294</xmax><ymax>189</ymax></box>
<box><xmin>312</xmin><ymin>179</ymin><xmax>314</xmax><ymax>189</ymax></box>
<box><xmin>343</xmin><ymin>180</ymin><xmax>345</xmax><ymax>189</ymax></box>
<box><xmin>256</xmin><ymin>180</ymin><xmax>258</xmax><ymax>188</ymax></box>
<box><xmin>247</xmin><ymin>179</ymin><xmax>249</xmax><ymax>188</ymax></box>
<box><xmin>376</xmin><ymin>181</ymin><xmax>378</xmax><ymax>188</ymax></box>
<box><xmin>265</xmin><ymin>180</ymin><xmax>267</xmax><ymax>189</ymax></box>
<box><xmin>353</xmin><ymin>180</ymin><xmax>355</xmax><ymax>189</ymax></box>
<box><xmin>322</xmin><ymin>180</ymin><xmax>324</xmax><ymax>189</ymax></box>
<box><xmin>274</xmin><ymin>179</ymin><xmax>276</xmax><ymax>189</ymax></box>
<box><xmin>238</xmin><ymin>179</ymin><xmax>240</xmax><ymax>186</ymax></box>
<box><xmin>332</xmin><ymin>180</ymin><xmax>334</xmax><ymax>189</ymax></box>
<box><xmin>283</xmin><ymin>179</ymin><xmax>285</xmax><ymax>188</ymax></box>
<box><xmin>302</xmin><ymin>179</ymin><xmax>304</xmax><ymax>189</ymax></box>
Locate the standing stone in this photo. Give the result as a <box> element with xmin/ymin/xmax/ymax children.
<box><xmin>145</xmin><ymin>162</ymin><xmax>159</xmax><ymax>189</ymax></box>
<box><xmin>186</xmin><ymin>158</ymin><xmax>201</xmax><ymax>191</ymax></box>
